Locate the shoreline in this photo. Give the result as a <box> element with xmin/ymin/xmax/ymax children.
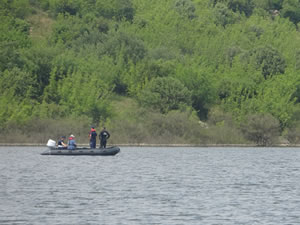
<box><xmin>0</xmin><ymin>143</ymin><xmax>299</xmax><ymax>147</ymax></box>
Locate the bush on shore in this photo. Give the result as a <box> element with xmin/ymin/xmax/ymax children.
<box><xmin>240</xmin><ymin>113</ymin><xmax>280</xmax><ymax>146</ymax></box>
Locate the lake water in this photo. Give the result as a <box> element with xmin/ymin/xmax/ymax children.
<box><xmin>0</xmin><ymin>146</ymin><xmax>299</xmax><ymax>225</ymax></box>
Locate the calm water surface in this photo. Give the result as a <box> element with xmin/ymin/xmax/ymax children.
<box><xmin>0</xmin><ymin>146</ymin><xmax>299</xmax><ymax>225</ymax></box>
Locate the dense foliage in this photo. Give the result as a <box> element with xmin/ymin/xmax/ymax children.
<box><xmin>1</xmin><ymin>0</ymin><xmax>300</xmax><ymax>145</ymax></box>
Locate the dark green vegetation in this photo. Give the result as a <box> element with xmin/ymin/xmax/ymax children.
<box><xmin>1</xmin><ymin>0</ymin><xmax>300</xmax><ymax>146</ymax></box>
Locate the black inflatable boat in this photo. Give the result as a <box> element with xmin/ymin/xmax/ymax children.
<box><xmin>41</xmin><ymin>146</ymin><xmax>120</xmax><ymax>156</ymax></box>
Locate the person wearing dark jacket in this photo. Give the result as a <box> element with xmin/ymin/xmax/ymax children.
<box><xmin>89</xmin><ymin>127</ymin><xmax>97</xmax><ymax>149</ymax></box>
<box><xmin>99</xmin><ymin>127</ymin><xmax>110</xmax><ymax>148</ymax></box>
<box><xmin>58</xmin><ymin>136</ymin><xmax>67</xmax><ymax>149</ymax></box>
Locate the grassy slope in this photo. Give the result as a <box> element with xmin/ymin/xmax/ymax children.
<box><xmin>26</xmin><ymin>8</ymin><xmax>53</xmax><ymax>41</ymax></box>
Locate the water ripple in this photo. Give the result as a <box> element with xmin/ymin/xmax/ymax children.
<box><xmin>0</xmin><ymin>147</ymin><xmax>299</xmax><ymax>225</ymax></box>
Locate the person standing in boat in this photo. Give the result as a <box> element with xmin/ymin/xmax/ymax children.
<box><xmin>58</xmin><ymin>136</ymin><xmax>67</xmax><ymax>149</ymax></box>
<box><xmin>89</xmin><ymin>126</ymin><xmax>97</xmax><ymax>149</ymax></box>
<box><xmin>99</xmin><ymin>127</ymin><xmax>110</xmax><ymax>148</ymax></box>
<box><xmin>67</xmin><ymin>134</ymin><xmax>77</xmax><ymax>150</ymax></box>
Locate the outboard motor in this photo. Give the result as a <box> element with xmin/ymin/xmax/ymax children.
<box><xmin>47</xmin><ymin>139</ymin><xmax>56</xmax><ymax>150</ymax></box>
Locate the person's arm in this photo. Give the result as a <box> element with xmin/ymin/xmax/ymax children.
<box><xmin>107</xmin><ymin>131</ymin><xmax>110</xmax><ymax>139</ymax></box>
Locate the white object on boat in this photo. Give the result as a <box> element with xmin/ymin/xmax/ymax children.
<box><xmin>47</xmin><ymin>139</ymin><xmax>56</xmax><ymax>149</ymax></box>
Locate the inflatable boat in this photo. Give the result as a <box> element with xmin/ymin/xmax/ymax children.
<box><xmin>41</xmin><ymin>139</ymin><xmax>120</xmax><ymax>156</ymax></box>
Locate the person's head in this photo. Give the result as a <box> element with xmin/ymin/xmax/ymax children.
<box><xmin>61</xmin><ymin>136</ymin><xmax>66</xmax><ymax>140</ymax></box>
<box><xmin>69</xmin><ymin>134</ymin><xmax>75</xmax><ymax>139</ymax></box>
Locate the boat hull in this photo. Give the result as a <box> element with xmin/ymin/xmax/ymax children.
<box><xmin>41</xmin><ymin>146</ymin><xmax>120</xmax><ymax>156</ymax></box>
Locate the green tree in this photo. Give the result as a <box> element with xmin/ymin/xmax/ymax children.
<box><xmin>103</xmin><ymin>30</ymin><xmax>146</xmax><ymax>64</ymax></box>
<box><xmin>115</xmin><ymin>0</ymin><xmax>135</xmax><ymax>21</ymax></box>
<box><xmin>223</xmin><ymin>74</ymin><xmax>297</xmax><ymax>129</ymax></box>
<box><xmin>281</xmin><ymin>0</ymin><xmax>300</xmax><ymax>24</ymax></box>
<box><xmin>19</xmin><ymin>43</ymin><xmax>59</xmax><ymax>98</ymax></box>
<box><xmin>267</xmin><ymin>0</ymin><xmax>284</xmax><ymax>10</ymax></box>
<box><xmin>93</xmin><ymin>0</ymin><xmax>134</xmax><ymax>21</ymax></box>
<box><xmin>49</xmin><ymin>0</ymin><xmax>81</xmax><ymax>16</ymax></box>
<box><xmin>124</xmin><ymin>59</ymin><xmax>177</xmax><ymax>96</ymax></box>
<box><xmin>241</xmin><ymin>46</ymin><xmax>286</xmax><ymax>79</ymax></box>
<box><xmin>0</xmin><ymin>67</ymin><xmax>38</xmax><ymax>100</ymax></box>
<box><xmin>57</xmin><ymin>71</ymin><xmax>113</xmax><ymax>124</ymax></box>
<box><xmin>138</xmin><ymin>77</ymin><xmax>191</xmax><ymax>113</ymax></box>
<box><xmin>0</xmin><ymin>14</ymin><xmax>31</xmax><ymax>71</ymax></box>
<box><xmin>228</xmin><ymin>0</ymin><xmax>254</xmax><ymax>16</ymax></box>
<box><xmin>210</xmin><ymin>0</ymin><xmax>254</xmax><ymax>16</ymax></box>
<box><xmin>174</xmin><ymin>63</ymin><xmax>217</xmax><ymax>119</ymax></box>
<box><xmin>0</xmin><ymin>0</ymin><xmax>31</xmax><ymax>19</ymax></box>
<box><xmin>213</xmin><ymin>2</ymin><xmax>239</xmax><ymax>27</ymax></box>
<box><xmin>174</xmin><ymin>0</ymin><xmax>196</xmax><ymax>19</ymax></box>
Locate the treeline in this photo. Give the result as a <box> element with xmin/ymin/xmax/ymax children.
<box><xmin>1</xmin><ymin>0</ymin><xmax>300</xmax><ymax>145</ymax></box>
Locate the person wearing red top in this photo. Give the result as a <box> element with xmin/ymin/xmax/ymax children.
<box><xmin>89</xmin><ymin>127</ymin><xmax>97</xmax><ymax>149</ymax></box>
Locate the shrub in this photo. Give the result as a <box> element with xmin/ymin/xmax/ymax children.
<box><xmin>0</xmin><ymin>117</ymin><xmax>91</xmax><ymax>144</ymax></box>
<box><xmin>205</xmin><ymin>123</ymin><xmax>247</xmax><ymax>144</ymax></box>
<box><xmin>241</xmin><ymin>113</ymin><xmax>280</xmax><ymax>146</ymax></box>
<box><xmin>110</xmin><ymin>109</ymin><xmax>208</xmax><ymax>144</ymax></box>
<box><xmin>207</xmin><ymin>106</ymin><xmax>247</xmax><ymax>144</ymax></box>
<box><xmin>285</xmin><ymin>123</ymin><xmax>300</xmax><ymax>144</ymax></box>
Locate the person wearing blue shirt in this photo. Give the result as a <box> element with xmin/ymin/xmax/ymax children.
<box><xmin>67</xmin><ymin>134</ymin><xmax>77</xmax><ymax>150</ymax></box>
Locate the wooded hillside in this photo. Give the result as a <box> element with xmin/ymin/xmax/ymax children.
<box><xmin>1</xmin><ymin>0</ymin><xmax>300</xmax><ymax>145</ymax></box>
